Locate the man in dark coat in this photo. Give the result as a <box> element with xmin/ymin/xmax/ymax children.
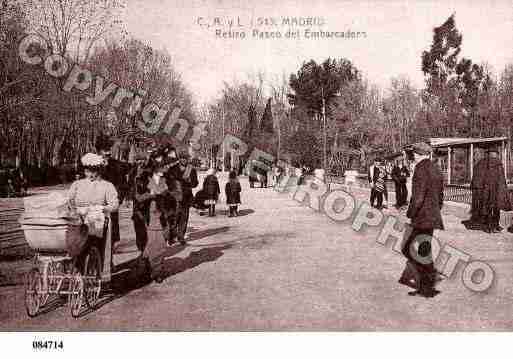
<box><xmin>97</xmin><ymin>139</ymin><xmax>129</xmax><ymax>245</ymax></box>
<box><xmin>401</xmin><ymin>142</ymin><xmax>444</xmax><ymax>297</ymax></box>
<box><xmin>464</xmin><ymin>151</ymin><xmax>488</xmax><ymax>230</ymax></box>
<box><xmin>465</xmin><ymin>149</ymin><xmax>510</xmax><ymax>233</ymax></box>
<box><xmin>132</xmin><ymin>165</ymin><xmax>151</xmax><ymax>253</ymax></box>
<box><xmin>368</xmin><ymin>158</ymin><xmax>382</xmax><ymax>208</ymax></box>
<box><xmin>481</xmin><ymin>149</ymin><xmax>510</xmax><ymax>233</ymax></box>
<box><xmin>159</xmin><ymin>147</ymin><xmax>184</xmax><ymax>245</ymax></box>
<box><xmin>248</xmin><ymin>160</ymin><xmax>258</xmax><ymax>188</ymax></box>
<box><xmin>391</xmin><ymin>160</ymin><xmax>409</xmax><ymax>208</ymax></box>
<box><xmin>174</xmin><ymin>150</ymin><xmax>198</xmax><ymax>245</ymax></box>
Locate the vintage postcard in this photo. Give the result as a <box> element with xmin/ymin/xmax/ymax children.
<box><xmin>1</xmin><ymin>0</ymin><xmax>512</xmax><ymax>356</ymax></box>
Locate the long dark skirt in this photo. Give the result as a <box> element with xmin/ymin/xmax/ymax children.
<box><xmin>145</xmin><ymin>205</ymin><xmax>168</xmax><ymax>279</ymax></box>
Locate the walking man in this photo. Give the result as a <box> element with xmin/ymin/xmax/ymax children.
<box><xmin>401</xmin><ymin>142</ymin><xmax>444</xmax><ymax>297</ymax></box>
<box><xmin>97</xmin><ymin>138</ymin><xmax>128</xmax><ymax>246</ymax></box>
<box><xmin>175</xmin><ymin>150</ymin><xmax>198</xmax><ymax>244</ymax></box>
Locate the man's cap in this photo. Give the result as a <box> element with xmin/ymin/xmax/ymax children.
<box><xmin>410</xmin><ymin>142</ymin><xmax>432</xmax><ymax>155</ymax></box>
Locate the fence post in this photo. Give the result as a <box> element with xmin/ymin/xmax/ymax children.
<box><xmin>470</xmin><ymin>143</ymin><xmax>474</xmax><ymax>181</ymax></box>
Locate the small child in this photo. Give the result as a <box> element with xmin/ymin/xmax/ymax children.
<box><xmin>374</xmin><ymin>167</ymin><xmax>386</xmax><ymax>209</ymax></box>
<box><xmin>203</xmin><ymin>168</ymin><xmax>220</xmax><ymax>217</ymax></box>
<box><xmin>225</xmin><ymin>170</ymin><xmax>241</xmax><ymax>217</ymax></box>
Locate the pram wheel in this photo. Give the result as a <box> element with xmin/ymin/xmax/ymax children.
<box><xmin>69</xmin><ymin>274</ymin><xmax>84</xmax><ymax>318</ymax></box>
<box><xmin>25</xmin><ymin>268</ymin><xmax>42</xmax><ymax>317</ymax></box>
<box><xmin>84</xmin><ymin>246</ymin><xmax>102</xmax><ymax>308</ymax></box>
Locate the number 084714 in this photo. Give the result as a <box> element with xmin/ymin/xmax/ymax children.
<box><xmin>32</xmin><ymin>340</ymin><xmax>64</xmax><ymax>350</ymax></box>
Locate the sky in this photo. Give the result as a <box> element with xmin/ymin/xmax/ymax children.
<box><xmin>122</xmin><ymin>0</ymin><xmax>513</xmax><ymax>104</ymax></box>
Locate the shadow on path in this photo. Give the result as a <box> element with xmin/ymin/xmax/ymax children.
<box><xmin>217</xmin><ymin>208</ymin><xmax>255</xmax><ymax>217</ymax></box>
<box><xmin>197</xmin><ymin>209</ymin><xmax>255</xmax><ymax>217</ymax></box>
<box><xmin>187</xmin><ymin>226</ymin><xmax>230</xmax><ymax>241</ymax></box>
<box><xmin>76</xmin><ymin>243</ymin><xmax>231</xmax><ymax>317</ymax></box>
<box><xmin>155</xmin><ymin>244</ymin><xmax>231</xmax><ymax>282</ymax></box>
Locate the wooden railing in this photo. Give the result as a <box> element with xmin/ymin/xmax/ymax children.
<box><xmin>327</xmin><ymin>175</ymin><xmax>513</xmax><ymax>206</ymax></box>
<box><xmin>443</xmin><ymin>185</ymin><xmax>472</xmax><ymax>205</ymax></box>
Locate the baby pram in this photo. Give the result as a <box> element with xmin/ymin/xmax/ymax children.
<box><xmin>20</xmin><ymin>192</ymin><xmax>109</xmax><ymax>318</ymax></box>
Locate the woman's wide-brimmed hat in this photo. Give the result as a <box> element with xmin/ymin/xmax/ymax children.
<box><xmin>81</xmin><ymin>153</ymin><xmax>106</xmax><ymax>168</ymax></box>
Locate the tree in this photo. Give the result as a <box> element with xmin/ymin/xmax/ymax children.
<box><xmin>331</xmin><ymin>79</ymin><xmax>384</xmax><ymax>169</ymax></box>
<box><xmin>289</xmin><ymin>58</ymin><xmax>359</xmax><ymax>116</ymax></box>
<box><xmin>87</xmin><ymin>38</ymin><xmax>195</xmax><ymax>153</ymax></box>
<box><xmin>244</xmin><ymin>104</ymin><xmax>256</xmax><ymax>139</ymax></box>
<box><xmin>382</xmin><ymin>76</ymin><xmax>420</xmax><ymax>148</ymax></box>
<box><xmin>260</xmin><ymin>98</ymin><xmax>274</xmax><ymax>133</ymax></box>
<box><xmin>23</xmin><ymin>0</ymin><xmax>125</xmax><ymax>62</ymax></box>
<box><xmin>287</xmin><ymin>58</ymin><xmax>361</xmax><ymax>169</ymax></box>
<box><xmin>285</xmin><ymin>128</ymin><xmax>321</xmax><ymax>168</ymax></box>
<box><xmin>421</xmin><ymin>14</ymin><xmax>486</xmax><ymax>136</ymax></box>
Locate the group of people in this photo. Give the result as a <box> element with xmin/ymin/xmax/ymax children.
<box><xmin>40</xmin><ymin>133</ymin><xmax>513</xmax><ymax>296</ymax></box>
<box><xmin>1</xmin><ymin>168</ymin><xmax>28</xmax><ymax>198</ymax></box>
<box><xmin>383</xmin><ymin>143</ymin><xmax>513</xmax><ymax>297</ymax></box>
<box><xmin>66</xmin><ymin>139</ymin><xmax>250</xmax><ymax>284</ymax></box>
<box><xmin>247</xmin><ymin>161</ymin><xmax>286</xmax><ymax>188</ymax></box>
<box><xmin>66</xmin><ymin>143</ymin><xmax>198</xmax><ymax>282</ymax></box>
<box><xmin>368</xmin><ymin>158</ymin><xmax>410</xmax><ymax>210</ymax></box>
<box><xmin>194</xmin><ymin>168</ymin><xmax>242</xmax><ymax>217</ymax></box>
<box><xmin>131</xmin><ymin>145</ymin><xmax>199</xmax><ymax>251</ymax></box>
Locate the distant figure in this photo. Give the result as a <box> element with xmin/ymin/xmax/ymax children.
<box><xmin>272</xmin><ymin>165</ymin><xmax>279</xmax><ymax>186</ymax></box>
<box><xmin>379</xmin><ymin>161</ymin><xmax>389</xmax><ymax>208</ymax></box>
<box><xmin>481</xmin><ymin>149</ymin><xmax>510</xmax><ymax>232</ymax></box>
<box><xmin>203</xmin><ymin>168</ymin><xmax>220</xmax><ymax>217</ymax></box>
<box><xmin>465</xmin><ymin>151</ymin><xmax>488</xmax><ymax>230</ymax></box>
<box><xmin>175</xmin><ymin>150</ymin><xmax>199</xmax><ymax>245</ymax></box>
<box><xmin>275</xmin><ymin>165</ymin><xmax>283</xmax><ymax>186</ymax></box>
<box><xmin>248</xmin><ymin>161</ymin><xmax>258</xmax><ymax>188</ymax></box>
<box><xmin>401</xmin><ymin>142</ymin><xmax>444</xmax><ymax>297</ymax></box>
<box><xmin>368</xmin><ymin>158</ymin><xmax>382</xmax><ymax>208</ymax></box>
<box><xmin>259</xmin><ymin>170</ymin><xmax>268</xmax><ymax>188</ymax></box>
<box><xmin>392</xmin><ymin>160</ymin><xmax>410</xmax><ymax>208</ymax></box>
<box><xmin>225</xmin><ymin>170</ymin><xmax>242</xmax><ymax>217</ymax></box>
<box><xmin>374</xmin><ymin>163</ymin><xmax>387</xmax><ymax>209</ymax></box>
<box><xmin>464</xmin><ymin>148</ymin><xmax>510</xmax><ymax>233</ymax></box>
<box><xmin>17</xmin><ymin>170</ymin><xmax>28</xmax><ymax>196</ymax></box>
<box><xmin>6</xmin><ymin>179</ymin><xmax>16</xmax><ymax>198</ymax></box>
